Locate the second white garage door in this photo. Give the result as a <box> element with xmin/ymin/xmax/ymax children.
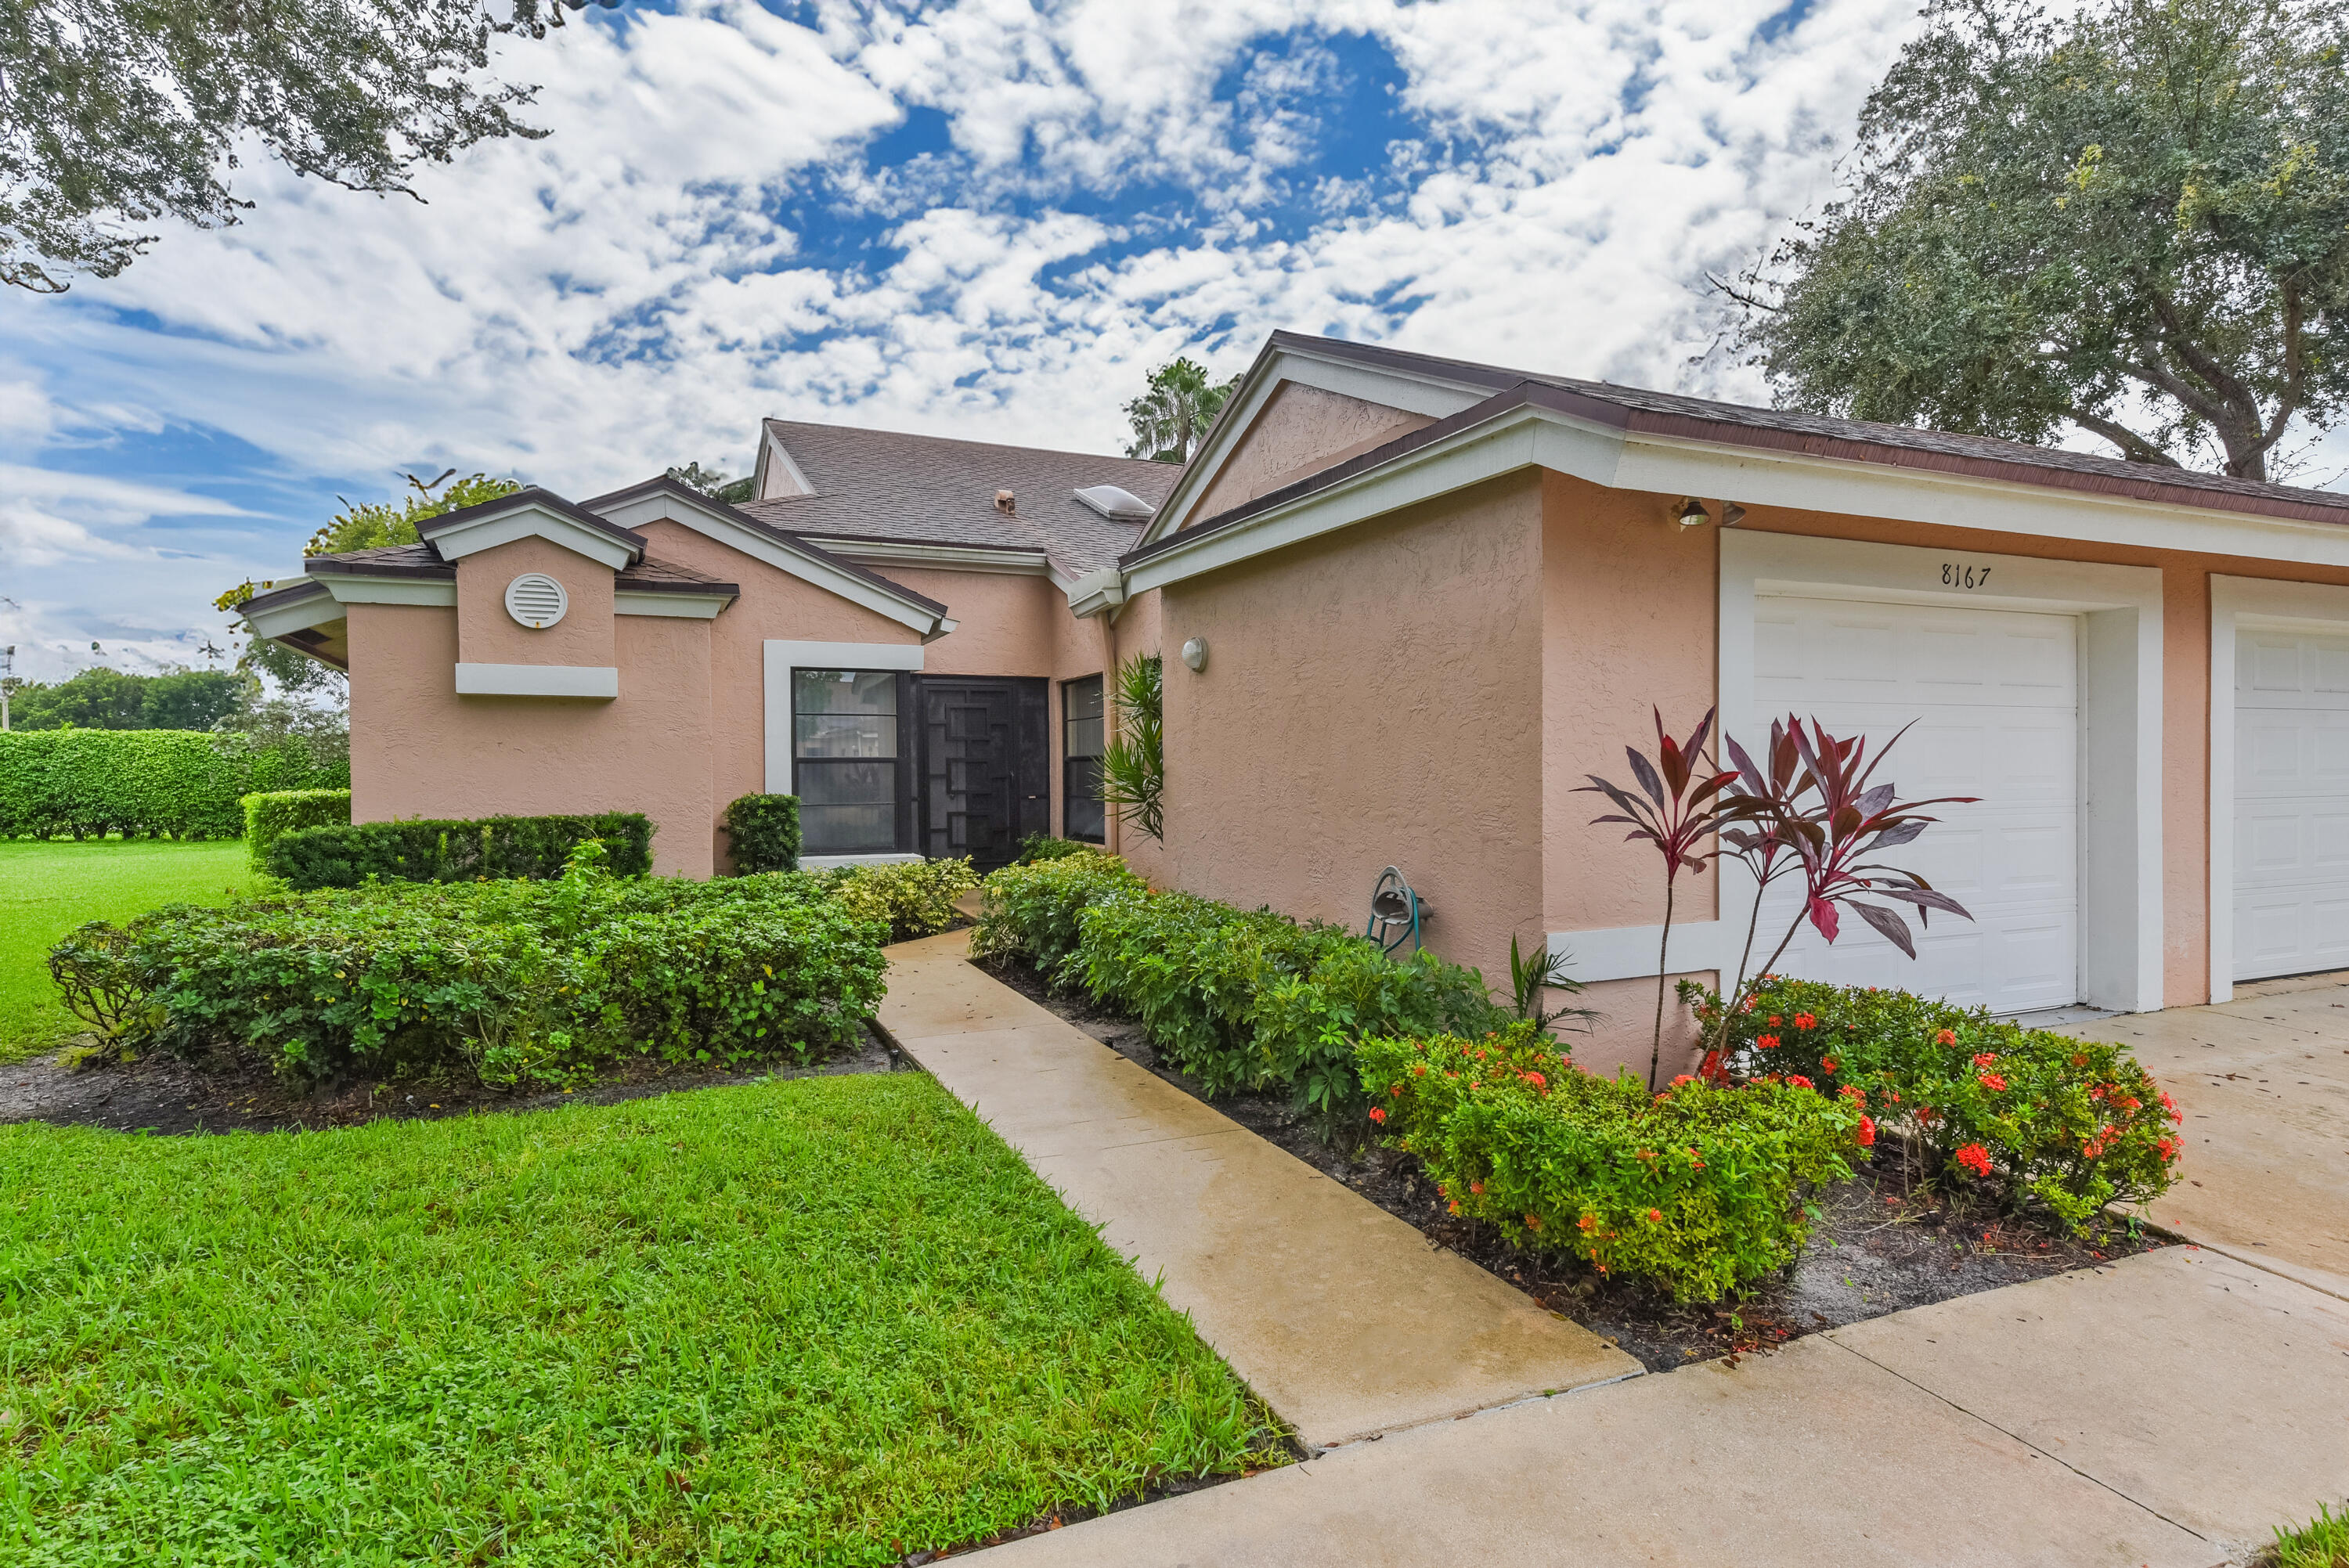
<box><xmin>2232</xmin><ymin>629</ymin><xmax>2349</xmax><ymax>981</ymax></box>
<box><xmin>1748</xmin><ymin>595</ymin><xmax>2079</xmax><ymax>1014</ymax></box>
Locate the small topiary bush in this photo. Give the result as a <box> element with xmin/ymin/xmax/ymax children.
<box><xmin>814</xmin><ymin>857</ymin><xmax>978</xmax><ymax>943</ymax></box>
<box><xmin>723</xmin><ymin>794</ymin><xmax>802</xmax><ymax>874</ymax></box>
<box><xmin>48</xmin><ymin>849</ymin><xmax>886</xmax><ymax>1088</ymax></box>
<box><xmin>1680</xmin><ymin>975</ymin><xmax>2181</xmax><ymax>1232</ymax></box>
<box><xmin>241</xmin><ymin>788</ymin><xmax>352</xmax><ymax>873</ymax></box>
<box><xmin>265</xmin><ymin>812</ymin><xmax>653</xmax><ymax>890</ymax></box>
<box><xmin>1358</xmin><ymin>1024</ymin><xmax>1867</xmax><ymax>1302</ymax></box>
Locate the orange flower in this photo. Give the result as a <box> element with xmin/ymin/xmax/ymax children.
<box><xmin>1856</xmin><ymin>1114</ymin><xmax>1877</xmax><ymax>1148</ymax></box>
<box><xmin>1820</xmin><ymin>1057</ymin><xmax>1838</xmax><ymax>1074</ymax></box>
<box><xmin>1368</xmin><ymin>1107</ymin><xmax>1386</xmax><ymax>1123</ymax></box>
<box><xmin>1525</xmin><ymin>1214</ymin><xmax>1543</xmax><ymax>1231</ymax></box>
<box><xmin>1757</xmin><ymin>1034</ymin><xmax>1781</xmax><ymax>1051</ymax></box>
<box><xmin>1979</xmin><ymin>1072</ymin><xmax>2007</xmax><ymax>1093</ymax></box>
<box><xmin>1669</xmin><ymin>1074</ymin><xmax>1698</xmax><ymax>1088</ymax></box>
<box><xmin>1783</xmin><ymin>1073</ymin><xmax>1815</xmax><ymax>1090</ymax></box>
<box><xmin>1954</xmin><ymin>1143</ymin><xmax>1994</xmax><ymax>1177</ymax></box>
<box><xmin>1469</xmin><ymin>1181</ymin><xmax>1485</xmax><ymax>1195</ymax></box>
<box><xmin>1576</xmin><ymin>1213</ymin><xmax>1597</xmax><ymax>1232</ymax></box>
<box><xmin>1646</xmin><ymin>1208</ymin><xmax>1662</xmax><ymax>1223</ymax></box>
<box><xmin>1793</xmin><ymin>1013</ymin><xmax>1817</xmax><ymax>1030</ymax></box>
<box><xmin>1935</xmin><ymin>1029</ymin><xmax>1958</xmax><ymax>1047</ymax></box>
<box><xmin>1972</xmin><ymin>1053</ymin><xmax>1998</xmax><ymax>1069</ymax></box>
<box><xmin>1768</xmin><ymin>1015</ymin><xmax>1782</xmax><ymax>1026</ymax></box>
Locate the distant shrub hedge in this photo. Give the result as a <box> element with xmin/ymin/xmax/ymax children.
<box><xmin>49</xmin><ymin>848</ymin><xmax>887</xmax><ymax>1087</ymax></box>
<box><xmin>0</xmin><ymin>730</ymin><xmax>345</xmax><ymax>840</ymax></box>
<box><xmin>723</xmin><ymin>794</ymin><xmax>801</xmax><ymax>874</ymax></box>
<box><xmin>265</xmin><ymin>812</ymin><xmax>654</xmax><ymax>890</ymax></box>
<box><xmin>242</xmin><ymin>790</ymin><xmax>352</xmax><ymax>873</ymax></box>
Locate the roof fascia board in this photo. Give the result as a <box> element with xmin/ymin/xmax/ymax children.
<box><xmin>1127</xmin><ymin>400</ymin><xmax>2349</xmax><ymax>594</ymax></box>
<box><xmin>1066</xmin><ymin>568</ymin><xmax>1127</xmax><ymax>618</ymax></box>
<box><xmin>802</xmin><ymin>537</ymin><xmax>1053</xmax><ymax>576</ymax></box>
<box><xmin>243</xmin><ymin>584</ymin><xmax>345</xmax><ymax>639</ymax></box>
<box><xmin>428</xmin><ymin>505</ymin><xmax>637</xmax><ymax>571</ymax></box>
<box><xmin>593</xmin><ymin>490</ymin><xmax>947</xmax><ymax>634</ymax></box>
<box><xmin>319</xmin><ymin>575</ymin><xmax>460</xmax><ymax>609</ymax></box>
<box><xmin>1143</xmin><ymin>342</ymin><xmax>1496</xmax><ymax>545</ymax></box>
<box><xmin>614</xmin><ymin>589</ymin><xmax>732</xmax><ymax>618</ymax></box>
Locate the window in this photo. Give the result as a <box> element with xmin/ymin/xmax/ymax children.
<box><xmin>1063</xmin><ymin>673</ymin><xmax>1105</xmax><ymax>843</ymax></box>
<box><xmin>794</xmin><ymin>669</ymin><xmax>903</xmax><ymax>853</ymax></box>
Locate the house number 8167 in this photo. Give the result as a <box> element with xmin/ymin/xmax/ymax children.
<box><xmin>1941</xmin><ymin>563</ymin><xmax>1991</xmax><ymax>589</ymax></box>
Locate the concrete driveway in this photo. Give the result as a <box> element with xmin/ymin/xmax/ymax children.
<box><xmin>2077</xmin><ymin>971</ymin><xmax>2349</xmax><ymax>1301</ymax></box>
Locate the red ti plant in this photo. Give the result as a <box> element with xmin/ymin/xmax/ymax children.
<box><xmin>1701</xmin><ymin>718</ymin><xmax>1817</xmax><ymax>1080</ymax></box>
<box><xmin>1577</xmin><ymin>708</ymin><xmax>1745</xmax><ymax>1091</ymax></box>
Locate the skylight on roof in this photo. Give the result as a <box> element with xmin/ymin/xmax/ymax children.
<box><xmin>1073</xmin><ymin>484</ymin><xmax>1154</xmax><ymax>521</ymax></box>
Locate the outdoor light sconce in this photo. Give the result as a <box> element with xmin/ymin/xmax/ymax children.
<box><xmin>1721</xmin><ymin>503</ymin><xmax>1747</xmax><ymax>528</ymax></box>
<box><xmin>1676</xmin><ymin>497</ymin><xmax>1711</xmax><ymax>529</ymax></box>
<box><xmin>1181</xmin><ymin>636</ymin><xmax>1209</xmax><ymax>672</ymax></box>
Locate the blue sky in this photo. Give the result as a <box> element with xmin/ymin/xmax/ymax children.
<box><xmin>1</xmin><ymin>0</ymin><xmax>1939</xmax><ymax>681</ymax></box>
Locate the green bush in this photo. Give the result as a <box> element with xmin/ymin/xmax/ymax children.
<box><xmin>265</xmin><ymin>812</ymin><xmax>653</xmax><ymax>890</ymax></box>
<box><xmin>1359</xmin><ymin>1025</ymin><xmax>1866</xmax><ymax>1302</ymax></box>
<box><xmin>976</xmin><ymin>854</ymin><xmax>1503</xmax><ymax>1123</ymax></box>
<box><xmin>49</xmin><ymin>850</ymin><xmax>886</xmax><ymax>1088</ymax></box>
<box><xmin>723</xmin><ymin>793</ymin><xmax>802</xmax><ymax>874</ymax></box>
<box><xmin>1014</xmin><ymin>834</ymin><xmax>1097</xmax><ymax>864</ymax></box>
<box><xmin>1681</xmin><ymin>975</ymin><xmax>2181</xmax><ymax>1232</ymax></box>
<box><xmin>814</xmin><ymin>857</ymin><xmax>978</xmax><ymax>943</ymax></box>
<box><xmin>241</xmin><ymin>789</ymin><xmax>352</xmax><ymax>873</ymax></box>
<box><xmin>0</xmin><ymin>730</ymin><xmax>341</xmax><ymax>840</ymax></box>
<box><xmin>972</xmin><ymin>852</ymin><xmax>1149</xmax><ymax>975</ymax></box>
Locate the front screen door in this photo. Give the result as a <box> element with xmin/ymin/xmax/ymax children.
<box><xmin>913</xmin><ymin>676</ymin><xmax>1048</xmax><ymax>870</ymax></box>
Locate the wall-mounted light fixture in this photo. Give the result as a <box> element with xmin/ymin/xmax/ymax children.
<box><xmin>1721</xmin><ymin>503</ymin><xmax>1747</xmax><ymax>528</ymax></box>
<box><xmin>1676</xmin><ymin>498</ymin><xmax>1711</xmax><ymax>529</ymax></box>
<box><xmin>1180</xmin><ymin>636</ymin><xmax>1209</xmax><ymax>672</ymax></box>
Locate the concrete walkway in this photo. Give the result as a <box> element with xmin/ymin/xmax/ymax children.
<box><xmin>876</xmin><ymin>931</ymin><xmax>1642</xmax><ymax>1451</ymax></box>
<box><xmin>983</xmin><ymin>1246</ymin><xmax>2349</xmax><ymax>1567</ymax></box>
<box><xmin>2073</xmin><ymin>974</ymin><xmax>2349</xmax><ymax>1301</ymax></box>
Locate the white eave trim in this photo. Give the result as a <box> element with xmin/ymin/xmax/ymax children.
<box><xmin>425</xmin><ymin>503</ymin><xmax>638</xmax><ymax>571</ymax></box>
<box><xmin>590</xmin><ymin>490</ymin><xmax>948</xmax><ymax>636</ymax></box>
<box><xmin>1066</xmin><ymin>568</ymin><xmax>1127</xmax><ymax>618</ymax></box>
<box><xmin>454</xmin><ymin>663</ymin><xmax>619</xmax><ymax>698</ymax></box>
<box><xmin>243</xmin><ymin>574</ymin><xmax>458</xmax><ymax>637</ymax></box>
<box><xmin>615</xmin><ymin>589</ymin><xmax>731</xmax><ymax>618</ymax></box>
<box><xmin>802</xmin><ymin>538</ymin><xmax>1052</xmax><ymax>576</ymax></box>
<box><xmin>1124</xmin><ymin>398</ymin><xmax>2349</xmax><ymax>593</ymax></box>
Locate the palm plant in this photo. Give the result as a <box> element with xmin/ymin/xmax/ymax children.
<box><xmin>1124</xmin><ymin>358</ymin><xmax>1239</xmax><ymax>464</ymax></box>
<box><xmin>1099</xmin><ymin>653</ymin><xmax>1164</xmax><ymax>841</ymax></box>
<box><xmin>1508</xmin><ymin>935</ymin><xmax>1596</xmax><ymax>1037</ymax></box>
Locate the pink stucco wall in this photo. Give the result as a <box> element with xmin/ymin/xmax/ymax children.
<box><xmin>1187</xmin><ymin>382</ymin><xmax>1434</xmax><ymax>524</ymax></box>
<box><xmin>1159</xmin><ymin>472</ymin><xmax>1546</xmax><ymax>994</ymax></box>
<box><xmin>454</xmin><ymin>536</ymin><xmax>615</xmax><ymax>668</ymax></box>
<box><xmin>347</xmin><ymin>601</ymin><xmax>717</xmax><ymax>877</ymax></box>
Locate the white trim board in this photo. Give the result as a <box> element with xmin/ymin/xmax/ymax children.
<box><xmin>2206</xmin><ymin>576</ymin><xmax>2349</xmax><ymax>1004</ymax></box>
<box><xmin>455</xmin><ymin>663</ymin><xmax>619</xmax><ymax>698</ymax></box>
<box><xmin>614</xmin><ymin>590</ymin><xmax>730</xmax><ymax>618</ymax></box>
<box><xmin>762</xmin><ymin>640</ymin><xmax>926</xmax><ymax>795</ymax></box>
<box><xmin>243</xmin><ymin>575</ymin><xmax>456</xmax><ymax>637</ymax></box>
<box><xmin>1716</xmin><ymin>531</ymin><xmax>2164</xmax><ymax>1015</ymax></box>
<box><xmin>428</xmin><ymin>503</ymin><xmax>638</xmax><ymax>571</ymax></box>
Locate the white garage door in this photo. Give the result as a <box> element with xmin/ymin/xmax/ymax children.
<box><xmin>2233</xmin><ymin>629</ymin><xmax>2349</xmax><ymax>981</ymax></box>
<box><xmin>1748</xmin><ymin>596</ymin><xmax>2079</xmax><ymax>1014</ymax></box>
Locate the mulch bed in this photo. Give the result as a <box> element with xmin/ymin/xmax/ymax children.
<box><xmin>0</xmin><ymin>1030</ymin><xmax>904</xmax><ymax>1136</ymax></box>
<box><xmin>976</xmin><ymin>952</ymin><xmax>2167</xmax><ymax>1373</ymax></box>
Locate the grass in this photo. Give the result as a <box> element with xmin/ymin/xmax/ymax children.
<box><xmin>2273</xmin><ymin>1505</ymin><xmax>2349</xmax><ymax>1566</ymax></box>
<box><xmin>0</xmin><ymin>837</ymin><xmax>254</xmax><ymax>1062</ymax></box>
<box><xmin>0</xmin><ymin>1072</ymin><xmax>1281</xmax><ymax>1564</ymax></box>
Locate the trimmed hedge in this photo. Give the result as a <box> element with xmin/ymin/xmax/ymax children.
<box><xmin>266</xmin><ymin>812</ymin><xmax>654</xmax><ymax>890</ymax></box>
<box><xmin>814</xmin><ymin>858</ymin><xmax>978</xmax><ymax>943</ymax></box>
<box><xmin>242</xmin><ymin>790</ymin><xmax>352</xmax><ymax>873</ymax></box>
<box><xmin>1359</xmin><ymin>1025</ymin><xmax>1865</xmax><ymax>1302</ymax></box>
<box><xmin>723</xmin><ymin>794</ymin><xmax>802</xmax><ymax>874</ymax></box>
<box><xmin>975</xmin><ymin>854</ymin><xmax>1506</xmax><ymax>1123</ymax></box>
<box><xmin>49</xmin><ymin>849</ymin><xmax>887</xmax><ymax>1087</ymax></box>
<box><xmin>0</xmin><ymin>730</ymin><xmax>344</xmax><ymax>840</ymax></box>
<box><xmin>1683</xmin><ymin>975</ymin><xmax>2181</xmax><ymax>1231</ymax></box>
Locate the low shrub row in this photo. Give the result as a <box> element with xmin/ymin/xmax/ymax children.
<box><xmin>813</xmin><ymin>857</ymin><xmax>979</xmax><ymax>943</ymax></box>
<box><xmin>0</xmin><ymin>730</ymin><xmax>346</xmax><ymax>840</ymax></box>
<box><xmin>242</xmin><ymin>789</ymin><xmax>352</xmax><ymax>872</ymax></box>
<box><xmin>1683</xmin><ymin>975</ymin><xmax>2181</xmax><ymax>1231</ymax></box>
<box><xmin>974</xmin><ymin>853</ymin><xmax>1506</xmax><ymax>1123</ymax></box>
<box><xmin>1359</xmin><ymin>1026</ymin><xmax>1866</xmax><ymax>1302</ymax></box>
<box><xmin>49</xmin><ymin>845</ymin><xmax>887</xmax><ymax>1087</ymax></box>
<box><xmin>266</xmin><ymin>812</ymin><xmax>653</xmax><ymax>889</ymax></box>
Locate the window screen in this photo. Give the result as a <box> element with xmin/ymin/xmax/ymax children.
<box><xmin>1063</xmin><ymin>673</ymin><xmax>1105</xmax><ymax>843</ymax></box>
<box><xmin>795</xmin><ymin>669</ymin><xmax>900</xmax><ymax>853</ymax></box>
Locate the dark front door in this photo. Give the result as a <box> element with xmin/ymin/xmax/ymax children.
<box><xmin>913</xmin><ymin>676</ymin><xmax>1048</xmax><ymax>870</ymax></box>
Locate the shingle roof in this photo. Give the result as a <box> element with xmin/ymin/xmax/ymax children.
<box><xmin>303</xmin><ymin>542</ymin><xmax>453</xmax><ymax>579</ymax></box>
<box><xmin>615</xmin><ymin>554</ymin><xmax>736</xmax><ymax>594</ymax></box>
<box><xmin>1253</xmin><ymin>331</ymin><xmax>2349</xmax><ymax>528</ymax></box>
<box><xmin>739</xmin><ymin>420</ymin><xmax>1183</xmax><ymax>574</ymax></box>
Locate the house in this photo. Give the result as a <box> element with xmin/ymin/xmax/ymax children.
<box><xmin>246</xmin><ymin>331</ymin><xmax>2349</xmax><ymax>1078</ymax></box>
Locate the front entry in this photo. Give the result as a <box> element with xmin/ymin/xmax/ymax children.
<box><xmin>912</xmin><ymin>676</ymin><xmax>1048</xmax><ymax>871</ymax></box>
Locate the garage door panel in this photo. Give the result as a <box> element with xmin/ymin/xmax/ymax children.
<box><xmin>2233</xmin><ymin>628</ymin><xmax>2349</xmax><ymax>981</ymax></box>
<box><xmin>1751</xmin><ymin>596</ymin><xmax>2079</xmax><ymax>1014</ymax></box>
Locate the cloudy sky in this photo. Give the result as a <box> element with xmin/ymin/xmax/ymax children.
<box><xmin>1</xmin><ymin>0</ymin><xmax>1933</xmax><ymax>681</ymax></box>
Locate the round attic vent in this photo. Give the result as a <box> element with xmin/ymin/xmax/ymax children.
<box><xmin>505</xmin><ymin>572</ymin><xmax>568</xmax><ymax>629</ymax></box>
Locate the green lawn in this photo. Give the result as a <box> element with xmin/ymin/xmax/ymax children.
<box><xmin>2274</xmin><ymin>1505</ymin><xmax>2349</xmax><ymax>1566</ymax></box>
<box><xmin>0</xmin><ymin>1072</ymin><xmax>1278</xmax><ymax>1564</ymax></box>
<box><xmin>0</xmin><ymin>837</ymin><xmax>254</xmax><ymax>1061</ymax></box>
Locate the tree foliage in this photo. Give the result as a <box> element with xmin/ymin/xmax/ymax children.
<box><xmin>1730</xmin><ymin>0</ymin><xmax>2349</xmax><ymax>480</ymax></box>
<box><xmin>4</xmin><ymin>666</ymin><xmax>246</xmax><ymax>731</ymax></box>
<box><xmin>1124</xmin><ymin>358</ymin><xmax>1240</xmax><ymax>464</ymax></box>
<box><xmin>2</xmin><ymin>1</ymin><xmax>619</xmax><ymax>293</ymax></box>
<box><xmin>667</xmin><ymin>461</ymin><xmax>754</xmax><ymax>504</ymax></box>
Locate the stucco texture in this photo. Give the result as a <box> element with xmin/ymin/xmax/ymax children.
<box><xmin>455</xmin><ymin>535</ymin><xmax>615</xmax><ymax>668</ymax></box>
<box><xmin>1187</xmin><ymin>382</ymin><xmax>1434</xmax><ymax>525</ymax></box>
<box><xmin>347</xmin><ymin>602</ymin><xmax>716</xmax><ymax>877</ymax></box>
<box><xmin>1160</xmin><ymin>473</ymin><xmax>1546</xmax><ymax>999</ymax></box>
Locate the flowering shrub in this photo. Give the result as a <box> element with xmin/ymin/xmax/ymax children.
<box><xmin>812</xmin><ymin>856</ymin><xmax>978</xmax><ymax>943</ymax></box>
<box><xmin>1679</xmin><ymin>975</ymin><xmax>2181</xmax><ymax>1231</ymax></box>
<box><xmin>48</xmin><ymin>852</ymin><xmax>887</xmax><ymax>1088</ymax></box>
<box><xmin>1357</xmin><ymin>1024</ymin><xmax>1867</xmax><ymax>1303</ymax></box>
